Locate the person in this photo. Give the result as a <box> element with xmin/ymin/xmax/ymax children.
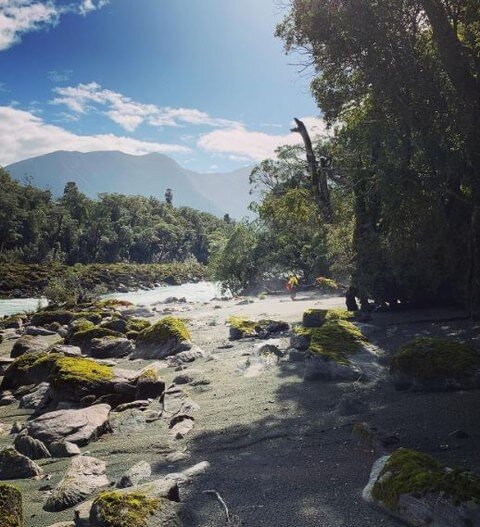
<box><xmin>286</xmin><ymin>275</ymin><xmax>299</xmax><ymax>301</ymax></box>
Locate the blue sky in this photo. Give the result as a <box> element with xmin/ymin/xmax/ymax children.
<box><xmin>0</xmin><ymin>0</ymin><xmax>324</xmax><ymax>172</ymax></box>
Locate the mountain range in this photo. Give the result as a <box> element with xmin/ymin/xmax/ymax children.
<box><xmin>6</xmin><ymin>150</ymin><xmax>254</xmax><ymax>218</ymax></box>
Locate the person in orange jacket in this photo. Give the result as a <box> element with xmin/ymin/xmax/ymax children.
<box><xmin>286</xmin><ymin>275</ymin><xmax>299</xmax><ymax>301</ymax></box>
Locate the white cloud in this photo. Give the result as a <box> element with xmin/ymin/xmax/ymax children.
<box><xmin>52</xmin><ymin>82</ymin><xmax>239</xmax><ymax>132</ymax></box>
<box><xmin>0</xmin><ymin>0</ymin><xmax>110</xmax><ymax>51</ymax></box>
<box><xmin>197</xmin><ymin>117</ymin><xmax>330</xmax><ymax>161</ymax></box>
<box><xmin>0</xmin><ymin>105</ymin><xmax>190</xmax><ymax>165</ymax></box>
<box><xmin>47</xmin><ymin>69</ymin><xmax>73</xmax><ymax>82</ymax></box>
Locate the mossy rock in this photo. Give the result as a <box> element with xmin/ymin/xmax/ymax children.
<box><xmin>131</xmin><ymin>317</ymin><xmax>191</xmax><ymax>360</ymax></box>
<box><xmin>72</xmin><ymin>311</ymin><xmax>103</xmax><ymax>325</ymax></box>
<box><xmin>69</xmin><ymin>327</ymin><xmax>123</xmax><ymax>353</ymax></box>
<box><xmin>391</xmin><ymin>338</ymin><xmax>480</xmax><ymax>391</ymax></box>
<box><xmin>91</xmin><ymin>490</ymin><xmax>180</xmax><ymax>527</ymax></box>
<box><xmin>1</xmin><ymin>352</ymin><xmax>113</xmax><ymax>397</ymax></box>
<box><xmin>126</xmin><ymin>318</ymin><xmax>151</xmax><ymax>333</ymax></box>
<box><xmin>228</xmin><ymin>317</ymin><xmax>289</xmax><ymax>340</ymax></box>
<box><xmin>366</xmin><ymin>448</ymin><xmax>480</xmax><ymax>524</ymax></box>
<box><xmin>30</xmin><ymin>310</ymin><xmax>74</xmax><ymax>327</ymax></box>
<box><xmin>302</xmin><ymin>308</ymin><xmax>355</xmax><ymax>328</ymax></box>
<box><xmin>0</xmin><ymin>484</ymin><xmax>23</xmax><ymax>527</ymax></box>
<box><xmin>307</xmin><ymin>319</ymin><xmax>367</xmax><ymax>365</ymax></box>
<box><xmin>65</xmin><ymin>318</ymin><xmax>96</xmax><ymax>341</ymax></box>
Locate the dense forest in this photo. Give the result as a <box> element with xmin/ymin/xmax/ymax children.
<box><xmin>213</xmin><ymin>0</ymin><xmax>480</xmax><ymax>313</ymax></box>
<box><xmin>0</xmin><ymin>168</ymin><xmax>231</xmax><ymax>266</ymax></box>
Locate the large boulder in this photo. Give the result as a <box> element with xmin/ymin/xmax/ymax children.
<box><xmin>45</xmin><ymin>456</ymin><xmax>109</xmax><ymax>512</ymax></box>
<box><xmin>302</xmin><ymin>308</ymin><xmax>354</xmax><ymax>328</ymax></box>
<box><xmin>134</xmin><ymin>367</ymin><xmax>165</xmax><ymax>400</ymax></box>
<box><xmin>117</xmin><ymin>460</ymin><xmax>151</xmax><ymax>489</ymax></box>
<box><xmin>10</xmin><ymin>335</ymin><xmax>50</xmax><ymax>358</ymax></box>
<box><xmin>303</xmin><ymin>320</ymin><xmax>381</xmax><ymax>382</ymax></box>
<box><xmin>31</xmin><ymin>310</ymin><xmax>74</xmax><ymax>327</ymax></box>
<box><xmin>363</xmin><ymin>448</ymin><xmax>480</xmax><ymax>527</ymax></box>
<box><xmin>0</xmin><ymin>484</ymin><xmax>23</xmax><ymax>527</ymax></box>
<box><xmin>14</xmin><ymin>432</ymin><xmax>51</xmax><ymax>460</ymax></box>
<box><xmin>19</xmin><ymin>382</ymin><xmax>50</xmax><ymax>410</ymax></box>
<box><xmin>27</xmin><ymin>404</ymin><xmax>111</xmax><ymax>448</ymax></box>
<box><xmin>0</xmin><ymin>447</ymin><xmax>43</xmax><ymax>479</ymax></box>
<box><xmin>88</xmin><ymin>478</ymin><xmax>180</xmax><ymax>527</ymax></box>
<box><xmin>68</xmin><ymin>327</ymin><xmax>123</xmax><ymax>355</ymax></box>
<box><xmin>90</xmin><ymin>337</ymin><xmax>134</xmax><ymax>359</ymax></box>
<box><xmin>131</xmin><ymin>317</ymin><xmax>192</xmax><ymax>360</ymax></box>
<box><xmin>390</xmin><ymin>338</ymin><xmax>480</xmax><ymax>391</ymax></box>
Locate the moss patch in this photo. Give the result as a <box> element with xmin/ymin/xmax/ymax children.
<box><xmin>126</xmin><ymin>318</ymin><xmax>151</xmax><ymax>333</ymax></box>
<box><xmin>93</xmin><ymin>491</ymin><xmax>162</xmax><ymax>527</ymax></box>
<box><xmin>69</xmin><ymin>327</ymin><xmax>122</xmax><ymax>347</ymax></box>
<box><xmin>228</xmin><ymin>317</ymin><xmax>289</xmax><ymax>339</ymax></box>
<box><xmin>137</xmin><ymin>317</ymin><xmax>190</xmax><ymax>345</ymax></box>
<box><xmin>227</xmin><ymin>317</ymin><xmax>257</xmax><ymax>337</ymax></box>
<box><xmin>372</xmin><ymin>448</ymin><xmax>480</xmax><ymax>511</ymax></box>
<box><xmin>72</xmin><ymin>311</ymin><xmax>103</xmax><ymax>324</ymax></box>
<box><xmin>391</xmin><ymin>338</ymin><xmax>480</xmax><ymax>379</ymax></box>
<box><xmin>307</xmin><ymin>320</ymin><xmax>367</xmax><ymax>365</ymax></box>
<box><xmin>0</xmin><ymin>484</ymin><xmax>22</xmax><ymax>527</ymax></box>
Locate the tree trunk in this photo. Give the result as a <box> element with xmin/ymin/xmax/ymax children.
<box><xmin>291</xmin><ymin>118</ymin><xmax>332</xmax><ymax>222</ymax></box>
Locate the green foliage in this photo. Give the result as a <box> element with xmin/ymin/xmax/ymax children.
<box><xmin>372</xmin><ymin>448</ymin><xmax>480</xmax><ymax>510</ymax></box>
<box><xmin>93</xmin><ymin>491</ymin><xmax>162</xmax><ymax>527</ymax></box>
<box><xmin>137</xmin><ymin>316</ymin><xmax>191</xmax><ymax>345</ymax></box>
<box><xmin>0</xmin><ymin>171</ymin><xmax>230</xmax><ymax>271</ymax></box>
<box><xmin>391</xmin><ymin>338</ymin><xmax>480</xmax><ymax>379</ymax></box>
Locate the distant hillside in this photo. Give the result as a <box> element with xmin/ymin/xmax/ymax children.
<box><xmin>6</xmin><ymin>150</ymin><xmax>254</xmax><ymax>218</ymax></box>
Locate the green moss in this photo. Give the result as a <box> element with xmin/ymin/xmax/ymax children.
<box><xmin>372</xmin><ymin>448</ymin><xmax>480</xmax><ymax>510</ymax></box>
<box><xmin>30</xmin><ymin>309</ymin><xmax>73</xmax><ymax>327</ymax></box>
<box><xmin>126</xmin><ymin>318</ymin><xmax>151</xmax><ymax>333</ymax></box>
<box><xmin>0</xmin><ymin>484</ymin><xmax>23</xmax><ymax>527</ymax></box>
<box><xmin>69</xmin><ymin>327</ymin><xmax>122</xmax><ymax>347</ymax></box>
<box><xmin>137</xmin><ymin>316</ymin><xmax>190</xmax><ymax>345</ymax></box>
<box><xmin>93</xmin><ymin>491</ymin><xmax>162</xmax><ymax>527</ymax></box>
<box><xmin>72</xmin><ymin>311</ymin><xmax>103</xmax><ymax>324</ymax></box>
<box><xmin>308</xmin><ymin>319</ymin><xmax>367</xmax><ymax>365</ymax></box>
<box><xmin>391</xmin><ymin>338</ymin><xmax>480</xmax><ymax>379</ymax></box>
<box><xmin>3</xmin><ymin>352</ymin><xmax>112</xmax><ymax>389</ymax></box>
<box><xmin>137</xmin><ymin>369</ymin><xmax>158</xmax><ymax>381</ymax></box>
<box><xmin>227</xmin><ymin>316</ymin><xmax>257</xmax><ymax>337</ymax></box>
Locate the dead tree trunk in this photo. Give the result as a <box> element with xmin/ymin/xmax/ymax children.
<box><xmin>291</xmin><ymin>117</ymin><xmax>332</xmax><ymax>223</ymax></box>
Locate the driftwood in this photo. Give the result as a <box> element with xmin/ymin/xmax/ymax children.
<box><xmin>291</xmin><ymin>117</ymin><xmax>332</xmax><ymax>222</ymax></box>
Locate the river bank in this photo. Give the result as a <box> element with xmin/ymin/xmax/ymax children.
<box><xmin>0</xmin><ymin>262</ymin><xmax>206</xmax><ymax>299</ymax></box>
<box><xmin>0</xmin><ymin>293</ymin><xmax>479</xmax><ymax>526</ymax></box>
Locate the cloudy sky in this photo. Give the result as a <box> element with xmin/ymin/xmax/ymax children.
<box><xmin>0</xmin><ymin>0</ymin><xmax>323</xmax><ymax>172</ymax></box>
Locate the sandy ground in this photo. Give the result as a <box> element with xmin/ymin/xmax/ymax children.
<box><xmin>1</xmin><ymin>293</ymin><xmax>480</xmax><ymax>526</ymax></box>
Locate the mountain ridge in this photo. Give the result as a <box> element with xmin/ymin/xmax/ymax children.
<box><xmin>6</xmin><ymin>150</ymin><xmax>254</xmax><ymax>218</ymax></box>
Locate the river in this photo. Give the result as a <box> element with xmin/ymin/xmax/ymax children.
<box><xmin>0</xmin><ymin>281</ymin><xmax>222</xmax><ymax>318</ymax></box>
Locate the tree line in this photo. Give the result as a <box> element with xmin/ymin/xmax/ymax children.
<box><xmin>213</xmin><ymin>0</ymin><xmax>480</xmax><ymax>311</ymax></box>
<box><xmin>0</xmin><ymin>168</ymin><xmax>231</xmax><ymax>266</ymax></box>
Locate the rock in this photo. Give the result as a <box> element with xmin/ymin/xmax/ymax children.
<box><xmin>46</xmin><ymin>523</ymin><xmax>75</xmax><ymax>527</ymax></box>
<box><xmin>109</xmin><ymin>408</ymin><xmax>147</xmax><ymax>434</ymax></box>
<box><xmin>290</xmin><ymin>333</ymin><xmax>311</xmax><ymax>351</ymax></box>
<box><xmin>390</xmin><ymin>338</ymin><xmax>480</xmax><ymax>392</ymax></box>
<box><xmin>10</xmin><ymin>335</ymin><xmax>49</xmax><ymax>358</ymax></box>
<box><xmin>45</xmin><ymin>456</ymin><xmax>109</xmax><ymax>512</ymax></box>
<box><xmin>256</xmin><ymin>339</ymin><xmax>284</xmax><ymax>357</ymax></box>
<box><xmin>68</xmin><ymin>327</ymin><xmax>123</xmax><ymax>355</ymax></box>
<box><xmin>302</xmin><ymin>309</ymin><xmax>328</xmax><ymax>328</ymax></box>
<box><xmin>49</xmin><ymin>440</ymin><xmax>81</xmax><ymax>458</ymax></box>
<box><xmin>90</xmin><ymin>337</ymin><xmax>134</xmax><ymax>359</ymax></box>
<box><xmin>131</xmin><ymin>317</ymin><xmax>193</xmax><ymax>360</ymax></box>
<box><xmin>352</xmin><ymin>421</ymin><xmax>399</xmax><ymax>455</ymax></box>
<box><xmin>25</xmin><ymin>326</ymin><xmax>56</xmax><ymax>336</ymax></box>
<box><xmin>73</xmin><ymin>499</ymin><xmax>93</xmax><ymax>527</ymax></box>
<box><xmin>135</xmin><ymin>367</ymin><xmax>165</xmax><ymax>400</ymax></box>
<box><xmin>0</xmin><ymin>356</ymin><xmax>14</xmax><ymax>375</ymax></box>
<box><xmin>122</xmin><ymin>306</ymin><xmax>154</xmax><ymax>318</ymax></box>
<box><xmin>10</xmin><ymin>421</ymin><xmax>25</xmax><ymax>434</ymax></box>
<box><xmin>113</xmin><ymin>400</ymin><xmax>150</xmax><ymax>412</ymax></box>
<box><xmin>363</xmin><ymin>448</ymin><xmax>480</xmax><ymax>527</ymax></box>
<box><xmin>27</xmin><ymin>404</ymin><xmax>111</xmax><ymax>448</ymax></box>
<box><xmin>166</xmin><ymin>345</ymin><xmax>206</xmax><ymax>367</ymax></box>
<box><xmin>169</xmin><ymin>415</ymin><xmax>194</xmax><ymax>440</ymax></box>
<box><xmin>117</xmin><ymin>460</ymin><xmax>151</xmax><ymax>489</ymax></box>
<box><xmin>14</xmin><ymin>432</ymin><xmax>51</xmax><ymax>460</ymax></box>
<box><xmin>337</xmin><ymin>393</ymin><xmax>369</xmax><ymax>416</ymax></box>
<box><xmin>0</xmin><ymin>483</ymin><xmax>23</xmax><ymax>526</ymax></box>
<box><xmin>88</xmin><ymin>478</ymin><xmax>180</xmax><ymax>527</ymax></box>
<box><xmin>0</xmin><ymin>447</ymin><xmax>44</xmax><ymax>479</ymax></box>
<box><xmin>288</xmin><ymin>348</ymin><xmax>306</xmax><ymax>362</ymax></box>
<box><xmin>162</xmin><ymin>386</ymin><xmax>199</xmax><ymax>420</ymax></box>
<box><xmin>173</xmin><ymin>373</ymin><xmax>194</xmax><ymax>385</ymax></box>
<box><xmin>228</xmin><ymin>317</ymin><xmax>290</xmax><ymax>340</ymax></box>
<box><xmin>31</xmin><ymin>310</ymin><xmax>74</xmax><ymax>327</ymax></box>
<box><xmin>19</xmin><ymin>382</ymin><xmax>50</xmax><ymax>410</ymax></box>
<box><xmin>0</xmin><ymin>393</ymin><xmax>16</xmax><ymax>406</ymax></box>
<box><xmin>50</xmin><ymin>345</ymin><xmax>82</xmax><ymax>357</ymax></box>
<box><xmin>165</xmin><ymin>461</ymin><xmax>210</xmax><ymax>485</ymax></box>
